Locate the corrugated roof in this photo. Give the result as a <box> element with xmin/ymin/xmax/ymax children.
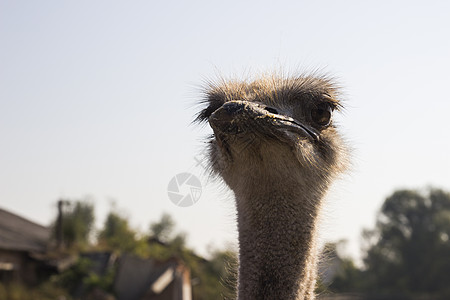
<box><xmin>0</xmin><ymin>208</ymin><xmax>50</xmax><ymax>252</ymax></box>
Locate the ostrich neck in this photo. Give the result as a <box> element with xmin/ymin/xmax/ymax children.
<box><xmin>234</xmin><ymin>174</ymin><xmax>324</xmax><ymax>300</ymax></box>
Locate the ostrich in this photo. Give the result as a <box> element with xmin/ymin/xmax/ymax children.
<box><xmin>196</xmin><ymin>73</ymin><xmax>348</xmax><ymax>300</ymax></box>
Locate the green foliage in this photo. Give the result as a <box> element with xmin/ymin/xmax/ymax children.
<box><xmin>95</xmin><ymin>209</ymin><xmax>239</xmax><ymax>299</ymax></box>
<box><xmin>189</xmin><ymin>248</ymin><xmax>238</xmax><ymax>300</ymax></box>
<box><xmin>13</xmin><ymin>201</ymin><xmax>241</xmax><ymax>300</ymax></box>
<box><xmin>149</xmin><ymin>213</ymin><xmax>175</xmax><ymax>243</ymax></box>
<box><xmin>145</xmin><ymin>214</ymin><xmax>189</xmax><ymax>260</ymax></box>
<box><xmin>82</xmin><ymin>264</ymin><xmax>116</xmax><ymax>293</ymax></box>
<box><xmin>0</xmin><ymin>282</ymin><xmax>71</xmax><ymax>300</ymax></box>
<box><xmin>98</xmin><ymin>211</ymin><xmax>138</xmax><ymax>252</ymax></box>
<box><xmin>328</xmin><ymin>258</ymin><xmax>362</xmax><ymax>292</ymax></box>
<box><xmin>320</xmin><ymin>241</ymin><xmax>364</xmax><ymax>293</ymax></box>
<box><xmin>52</xmin><ymin>199</ymin><xmax>95</xmax><ymax>249</ymax></box>
<box><xmin>362</xmin><ymin>188</ymin><xmax>450</xmax><ymax>298</ymax></box>
<box><xmin>53</xmin><ymin>256</ymin><xmax>116</xmax><ymax>296</ymax></box>
<box><xmin>207</xmin><ymin>248</ymin><xmax>238</xmax><ymax>299</ymax></box>
<box><xmin>53</xmin><ymin>257</ymin><xmax>93</xmax><ymax>293</ymax></box>
<box><xmin>147</xmin><ymin>214</ymin><xmax>238</xmax><ymax>300</ymax></box>
<box><xmin>328</xmin><ymin>188</ymin><xmax>450</xmax><ymax>299</ymax></box>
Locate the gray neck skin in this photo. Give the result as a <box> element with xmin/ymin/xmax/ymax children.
<box><xmin>234</xmin><ymin>177</ymin><xmax>323</xmax><ymax>300</ymax></box>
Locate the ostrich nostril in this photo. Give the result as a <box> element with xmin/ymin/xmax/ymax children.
<box><xmin>223</xmin><ymin>102</ymin><xmax>244</xmax><ymax>115</ymax></box>
<box><xmin>265</xmin><ymin>106</ymin><xmax>279</xmax><ymax>114</ymax></box>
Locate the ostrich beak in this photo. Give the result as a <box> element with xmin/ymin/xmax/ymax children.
<box><xmin>209</xmin><ymin>101</ymin><xmax>319</xmax><ymax>141</ymax></box>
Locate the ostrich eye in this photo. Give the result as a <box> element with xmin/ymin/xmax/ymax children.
<box><xmin>311</xmin><ymin>103</ymin><xmax>333</xmax><ymax>127</ymax></box>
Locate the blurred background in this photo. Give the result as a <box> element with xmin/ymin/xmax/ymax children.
<box><xmin>1</xmin><ymin>1</ymin><xmax>449</xmax><ymax>299</ymax></box>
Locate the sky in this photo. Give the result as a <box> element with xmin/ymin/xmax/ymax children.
<box><xmin>1</xmin><ymin>1</ymin><xmax>449</xmax><ymax>259</ymax></box>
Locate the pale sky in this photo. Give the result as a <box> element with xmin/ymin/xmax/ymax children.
<box><xmin>1</xmin><ymin>1</ymin><xmax>449</xmax><ymax>259</ymax></box>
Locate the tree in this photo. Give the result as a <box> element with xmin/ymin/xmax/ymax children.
<box><xmin>52</xmin><ymin>199</ymin><xmax>95</xmax><ymax>249</ymax></box>
<box><xmin>189</xmin><ymin>247</ymin><xmax>238</xmax><ymax>300</ymax></box>
<box><xmin>98</xmin><ymin>211</ymin><xmax>138</xmax><ymax>252</ymax></box>
<box><xmin>321</xmin><ymin>241</ymin><xmax>363</xmax><ymax>293</ymax></box>
<box><xmin>147</xmin><ymin>213</ymin><xmax>188</xmax><ymax>259</ymax></box>
<box><xmin>362</xmin><ymin>188</ymin><xmax>450</xmax><ymax>298</ymax></box>
<box><xmin>147</xmin><ymin>214</ymin><xmax>238</xmax><ymax>300</ymax></box>
<box><xmin>205</xmin><ymin>248</ymin><xmax>238</xmax><ymax>299</ymax></box>
<box><xmin>149</xmin><ymin>213</ymin><xmax>175</xmax><ymax>243</ymax></box>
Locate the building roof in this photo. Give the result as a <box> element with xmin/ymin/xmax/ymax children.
<box><xmin>0</xmin><ymin>208</ymin><xmax>50</xmax><ymax>252</ymax></box>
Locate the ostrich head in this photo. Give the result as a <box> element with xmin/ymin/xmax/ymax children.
<box><xmin>196</xmin><ymin>74</ymin><xmax>346</xmax><ymax>192</ymax></box>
